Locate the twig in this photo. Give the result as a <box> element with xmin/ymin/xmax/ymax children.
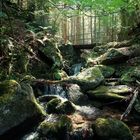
<box><xmin>120</xmin><ymin>87</ymin><xmax>139</xmax><ymax>120</ymax></box>
<box><xmin>136</xmin><ymin>80</ymin><xmax>140</xmax><ymax>85</ymax></box>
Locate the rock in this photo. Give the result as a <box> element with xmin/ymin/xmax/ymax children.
<box><xmin>69</xmin><ymin>127</ymin><xmax>94</xmax><ymax>140</ymax></box>
<box><xmin>87</xmin><ymin>85</ymin><xmax>132</xmax><ymax>101</ymax></box>
<box><xmin>46</xmin><ymin>98</ymin><xmax>61</xmax><ymax>113</ymax></box>
<box><xmin>82</xmin><ymin>41</ymin><xmax>132</xmax><ymax>67</ymax></box>
<box><xmin>67</xmin><ymin>113</ymin><xmax>94</xmax><ymax>140</ymax></box>
<box><xmin>96</xmin><ymin>45</ymin><xmax>140</xmax><ymax>65</ymax></box>
<box><xmin>93</xmin><ymin>118</ymin><xmax>133</xmax><ymax>140</ymax></box>
<box><xmin>46</xmin><ymin>98</ymin><xmax>75</xmax><ymax>115</ymax></box>
<box><xmin>40</xmin><ymin>40</ymin><xmax>63</xmax><ymax>68</ymax></box>
<box><xmin>95</xmin><ymin>65</ymin><xmax>115</xmax><ymax>78</ymax></box>
<box><xmin>70</xmin><ymin>67</ymin><xmax>104</xmax><ymax>91</ymax></box>
<box><xmin>105</xmin><ymin>40</ymin><xmax>132</xmax><ymax>49</ymax></box>
<box><xmin>37</xmin><ymin>114</ymin><xmax>72</xmax><ymax>140</ymax></box>
<box><xmin>97</xmin><ymin>48</ymin><xmax>129</xmax><ymax>65</ymax></box>
<box><xmin>0</xmin><ymin>80</ymin><xmax>45</xmax><ymax>136</ymax></box>
<box><xmin>56</xmin><ymin>100</ymin><xmax>75</xmax><ymax>114</ymax></box>
<box><xmin>59</xmin><ymin>44</ymin><xmax>80</xmax><ymax>69</ymax></box>
<box><xmin>67</xmin><ymin>84</ymin><xmax>88</xmax><ymax>104</ymax></box>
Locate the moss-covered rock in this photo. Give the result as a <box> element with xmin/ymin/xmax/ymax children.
<box><xmin>66</xmin><ymin>84</ymin><xmax>88</xmax><ymax>104</ymax></box>
<box><xmin>93</xmin><ymin>118</ymin><xmax>133</xmax><ymax>140</ymax></box>
<box><xmin>0</xmin><ymin>80</ymin><xmax>46</xmax><ymax>135</ymax></box>
<box><xmin>97</xmin><ymin>48</ymin><xmax>129</xmax><ymax>65</ymax></box>
<box><xmin>46</xmin><ymin>98</ymin><xmax>61</xmax><ymax>114</ymax></box>
<box><xmin>46</xmin><ymin>98</ymin><xmax>75</xmax><ymax>115</ymax></box>
<box><xmin>95</xmin><ymin>65</ymin><xmax>115</xmax><ymax>78</ymax></box>
<box><xmin>87</xmin><ymin>85</ymin><xmax>131</xmax><ymax>101</ymax></box>
<box><xmin>56</xmin><ymin>100</ymin><xmax>75</xmax><ymax>114</ymax></box>
<box><xmin>70</xmin><ymin>67</ymin><xmax>104</xmax><ymax>91</ymax></box>
<box><xmin>38</xmin><ymin>114</ymin><xmax>72</xmax><ymax>140</ymax></box>
<box><xmin>96</xmin><ymin>45</ymin><xmax>140</xmax><ymax>65</ymax></box>
<box><xmin>40</xmin><ymin>41</ymin><xmax>63</xmax><ymax>69</ymax></box>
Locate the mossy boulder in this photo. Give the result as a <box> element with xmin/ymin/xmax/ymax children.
<box><xmin>93</xmin><ymin>118</ymin><xmax>133</xmax><ymax>140</ymax></box>
<box><xmin>97</xmin><ymin>48</ymin><xmax>129</xmax><ymax>65</ymax></box>
<box><xmin>0</xmin><ymin>80</ymin><xmax>46</xmax><ymax>135</ymax></box>
<box><xmin>40</xmin><ymin>41</ymin><xmax>63</xmax><ymax>68</ymax></box>
<box><xmin>46</xmin><ymin>98</ymin><xmax>61</xmax><ymax>114</ymax></box>
<box><xmin>46</xmin><ymin>98</ymin><xmax>75</xmax><ymax>115</ymax></box>
<box><xmin>37</xmin><ymin>114</ymin><xmax>72</xmax><ymax>140</ymax></box>
<box><xmin>87</xmin><ymin>85</ymin><xmax>132</xmax><ymax>101</ymax></box>
<box><xmin>96</xmin><ymin>45</ymin><xmax>140</xmax><ymax>65</ymax></box>
<box><xmin>69</xmin><ymin>67</ymin><xmax>104</xmax><ymax>91</ymax></box>
<box><xmin>56</xmin><ymin>100</ymin><xmax>75</xmax><ymax>114</ymax></box>
<box><xmin>67</xmin><ymin>84</ymin><xmax>88</xmax><ymax>104</ymax></box>
<box><xmin>95</xmin><ymin>65</ymin><xmax>115</xmax><ymax>78</ymax></box>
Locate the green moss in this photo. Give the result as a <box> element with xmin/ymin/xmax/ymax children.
<box><xmin>121</xmin><ymin>66</ymin><xmax>140</xmax><ymax>84</ymax></box>
<box><xmin>46</xmin><ymin>98</ymin><xmax>75</xmax><ymax>115</ymax></box>
<box><xmin>53</xmin><ymin>69</ymin><xmax>68</xmax><ymax>80</ymax></box>
<box><xmin>93</xmin><ymin>118</ymin><xmax>133</xmax><ymax>140</ymax></box>
<box><xmin>46</xmin><ymin>98</ymin><xmax>61</xmax><ymax>114</ymax></box>
<box><xmin>56</xmin><ymin>101</ymin><xmax>75</xmax><ymax>114</ymax></box>
<box><xmin>87</xmin><ymin>86</ymin><xmax>127</xmax><ymax>101</ymax></box>
<box><xmin>40</xmin><ymin>42</ymin><xmax>63</xmax><ymax>68</ymax></box>
<box><xmin>38</xmin><ymin>115</ymin><xmax>72</xmax><ymax>139</ymax></box>
<box><xmin>95</xmin><ymin>65</ymin><xmax>115</xmax><ymax>78</ymax></box>
<box><xmin>77</xmin><ymin>67</ymin><xmax>103</xmax><ymax>81</ymax></box>
<box><xmin>0</xmin><ymin>81</ymin><xmax>46</xmax><ymax>135</ymax></box>
<box><xmin>0</xmin><ymin>80</ymin><xmax>20</xmax><ymax>105</ymax></box>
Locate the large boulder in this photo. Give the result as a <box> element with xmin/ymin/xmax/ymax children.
<box><xmin>93</xmin><ymin>118</ymin><xmax>133</xmax><ymax>140</ymax></box>
<box><xmin>40</xmin><ymin>40</ymin><xmax>63</xmax><ymax>68</ymax></box>
<box><xmin>0</xmin><ymin>80</ymin><xmax>45</xmax><ymax>136</ymax></box>
<box><xmin>94</xmin><ymin>65</ymin><xmax>115</xmax><ymax>78</ymax></box>
<box><xmin>67</xmin><ymin>84</ymin><xmax>88</xmax><ymax>104</ymax></box>
<box><xmin>87</xmin><ymin>85</ymin><xmax>132</xmax><ymax>101</ymax></box>
<box><xmin>37</xmin><ymin>114</ymin><xmax>72</xmax><ymax>140</ymax></box>
<box><xmin>46</xmin><ymin>98</ymin><xmax>75</xmax><ymax>115</ymax></box>
<box><xmin>96</xmin><ymin>45</ymin><xmax>140</xmax><ymax>65</ymax></box>
<box><xmin>70</xmin><ymin>67</ymin><xmax>104</xmax><ymax>91</ymax></box>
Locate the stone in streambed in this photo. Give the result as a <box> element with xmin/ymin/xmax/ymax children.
<box><xmin>93</xmin><ymin>117</ymin><xmax>133</xmax><ymax>140</ymax></box>
<box><xmin>87</xmin><ymin>85</ymin><xmax>132</xmax><ymax>101</ymax></box>
<box><xmin>0</xmin><ymin>80</ymin><xmax>46</xmax><ymax>136</ymax></box>
<box><xmin>68</xmin><ymin>67</ymin><xmax>104</xmax><ymax>91</ymax></box>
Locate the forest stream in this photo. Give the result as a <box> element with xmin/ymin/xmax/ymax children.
<box><xmin>0</xmin><ymin>1</ymin><xmax>140</xmax><ymax>140</ymax></box>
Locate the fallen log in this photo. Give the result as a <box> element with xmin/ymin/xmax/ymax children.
<box><xmin>120</xmin><ymin>87</ymin><xmax>139</xmax><ymax>120</ymax></box>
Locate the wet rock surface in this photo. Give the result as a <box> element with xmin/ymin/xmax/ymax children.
<box><xmin>93</xmin><ymin>117</ymin><xmax>133</xmax><ymax>140</ymax></box>
<box><xmin>0</xmin><ymin>80</ymin><xmax>45</xmax><ymax>137</ymax></box>
<box><xmin>1</xmin><ymin>40</ymin><xmax>140</xmax><ymax>140</ymax></box>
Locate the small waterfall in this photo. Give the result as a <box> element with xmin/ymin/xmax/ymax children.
<box><xmin>21</xmin><ymin>132</ymin><xmax>39</xmax><ymax>140</ymax></box>
<box><xmin>44</xmin><ymin>84</ymin><xmax>69</xmax><ymax>99</ymax></box>
<box><xmin>69</xmin><ymin>63</ymin><xmax>82</xmax><ymax>76</ymax></box>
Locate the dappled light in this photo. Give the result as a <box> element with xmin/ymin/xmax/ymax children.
<box><xmin>0</xmin><ymin>0</ymin><xmax>140</xmax><ymax>140</ymax></box>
